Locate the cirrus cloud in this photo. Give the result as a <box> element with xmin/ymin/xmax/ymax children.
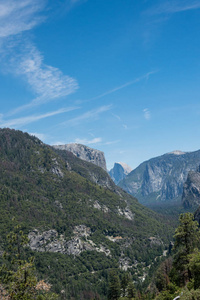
<box><xmin>0</xmin><ymin>0</ymin><xmax>79</xmax><ymax>117</ymax></box>
<box><xmin>74</xmin><ymin>137</ymin><xmax>102</xmax><ymax>145</ymax></box>
<box><xmin>0</xmin><ymin>0</ymin><xmax>46</xmax><ymax>38</ymax></box>
<box><xmin>143</xmin><ymin>108</ymin><xmax>151</xmax><ymax>120</ymax></box>
<box><xmin>146</xmin><ymin>0</ymin><xmax>200</xmax><ymax>16</ymax></box>
<box><xmin>8</xmin><ymin>44</ymin><xmax>78</xmax><ymax>115</ymax></box>
<box><xmin>0</xmin><ymin>107</ymin><xmax>79</xmax><ymax>128</ymax></box>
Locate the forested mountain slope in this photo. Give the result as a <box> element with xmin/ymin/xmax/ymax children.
<box><xmin>0</xmin><ymin>128</ymin><xmax>173</xmax><ymax>299</ymax></box>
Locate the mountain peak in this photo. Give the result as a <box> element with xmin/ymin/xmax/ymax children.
<box><xmin>52</xmin><ymin>143</ymin><xmax>107</xmax><ymax>171</ymax></box>
<box><xmin>109</xmin><ymin>162</ymin><xmax>132</xmax><ymax>184</ymax></box>
<box><xmin>168</xmin><ymin>150</ymin><xmax>186</xmax><ymax>155</ymax></box>
<box><xmin>117</xmin><ymin>162</ymin><xmax>132</xmax><ymax>174</ymax></box>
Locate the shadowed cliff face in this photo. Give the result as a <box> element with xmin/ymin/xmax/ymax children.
<box><xmin>109</xmin><ymin>162</ymin><xmax>132</xmax><ymax>184</ymax></box>
<box><xmin>53</xmin><ymin>143</ymin><xmax>107</xmax><ymax>171</ymax></box>
<box><xmin>118</xmin><ymin>150</ymin><xmax>200</xmax><ymax>205</ymax></box>
<box><xmin>182</xmin><ymin>166</ymin><xmax>200</xmax><ymax>209</ymax></box>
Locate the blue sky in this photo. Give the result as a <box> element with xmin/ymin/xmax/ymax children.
<box><xmin>1</xmin><ymin>0</ymin><xmax>200</xmax><ymax>170</ymax></box>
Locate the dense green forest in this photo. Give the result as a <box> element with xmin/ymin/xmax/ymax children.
<box><xmin>0</xmin><ymin>128</ymin><xmax>190</xmax><ymax>299</ymax></box>
<box><xmin>149</xmin><ymin>212</ymin><xmax>200</xmax><ymax>300</ymax></box>
<box><xmin>2</xmin><ymin>213</ymin><xmax>200</xmax><ymax>299</ymax></box>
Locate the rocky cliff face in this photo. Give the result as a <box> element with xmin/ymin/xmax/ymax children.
<box><xmin>53</xmin><ymin>143</ymin><xmax>107</xmax><ymax>171</ymax></box>
<box><xmin>28</xmin><ymin>225</ymin><xmax>110</xmax><ymax>256</ymax></box>
<box><xmin>52</xmin><ymin>147</ymin><xmax>115</xmax><ymax>190</ymax></box>
<box><xmin>119</xmin><ymin>150</ymin><xmax>200</xmax><ymax>205</ymax></box>
<box><xmin>182</xmin><ymin>166</ymin><xmax>200</xmax><ymax>208</ymax></box>
<box><xmin>109</xmin><ymin>162</ymin><xmax>132</xmax><ymax>184</ymax></box>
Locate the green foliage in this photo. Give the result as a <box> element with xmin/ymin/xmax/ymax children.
<box><xmin>155</xmin><ymin>258</ymin><xmax>173</xmax><ymax>292</ymax></box>
<box><xmin>121</xmin><ymin>273</ymin><xmax>130</xmax><ymax>297</ymax></box>
<box><xmin>188</xmin><ymin>249</ymin><xmax>200</xmax><ymax>289</ymax></box>
<box><xmin>173</xmin><ymin>213</ymin><xmax>199</xmax><ymax>285</ymax></box>
<box><xmin>107</xmin><ymin>270</ymin><xmax>121</xmax><ymax>300</ymax></box>
<box><xmin>174</xmin><ymin>213</ymin><xmax>199</xmax><ymax>255</ymax></box>
<box><xmin>0</xmin><ymin>222</ymin><xmax>37</xmax><ymax>299</ymax></box>
<box><xmin>127</xmin><ymin>281</ymin><xmax>136</xmax><ymax>299</ymax></box>
<box><xmin>148</xmin><ymin>212</ymin><xmax>200</xmax><ymax>300</ymax></box>
<box><xmin>0</xmin><ymin>222</ymin><xmax>58</xmax><ymax>300</ymax></box>
<box><xmin>180</xmin><ymin>288</ymin><xmax>200</xmax><ymax>300</ymax></box>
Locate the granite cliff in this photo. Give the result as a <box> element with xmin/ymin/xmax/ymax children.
<box><xmin>119</xmin><ymin>150</ymin><xmax>200</xmax><ymax>205</ymax></box>
<box><xmin>109</xmin><ymin>162</ymin><xmax>132</xmax><ymax>184</ymax></box>
<box><xmin>53</xmin><ymin>143</ymin><xmax>107</xmax><ymax>171</ymax></box>
<box><xmin>182</xmin><ymin>165</ymin><xmax>200</xmax><ymax>209</ymax></box>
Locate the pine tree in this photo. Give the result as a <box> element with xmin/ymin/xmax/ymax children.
<box><xmin>188</xmin><ymin>249</ymin><xmax>200</xmax><ymax>289</ymax></box>
<box><xmin>121</xmin><ymin>273</ymin><xmax>130</xmax><ymax>297</ymax></box>
<box><xmin>0</xmin><ymin>222</ymin><xmax>58</xmax><ymax>299</ymax></box>
<box><xmin>173</xmin><ymin>213</ymin><xmax>200</xmax><ymax>285</ymax></box>
<box><xmin>127</xmin><ymin>281</ymin><xmax>136</xmax><ymax>299</ymax></box>
<box><xmin>107</xmin><ymin>270</ymin><xmax>121</xmax><ymax>300</ymax></box>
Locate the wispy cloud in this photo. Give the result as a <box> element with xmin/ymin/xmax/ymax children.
<box><xmin>0</xmin><ymin>1</ymin><xmax>79</xmax><ymax>116</ymax></box>
<box><xmin>104</xmin><ymin>140</ymin><xmax>120</xmax><ymax>145</ymax></box>
<box><xmin>112</xmin><ymin>113</ymin><xmax>128</xmax><ymax>130</ymax></box>
<box><xmin>29</xmin><ymin>132</ymin><xmax>47</xmax><ymax>141</ymax></box>
<box><xmin>0</xmin><ymin>107</ymin><xmax>79</xmax><ymax>128</ymax></box>
<box><xmin>63</xmin><ymin>105</ymin><xmax>112</xmax><ymax>126</ymax></box>
<box><xmin>143</xmin><ymin>108</ymin><xmax>151</xmax><ymax>120</ymax></box>
<box><xmin>70</xmin><ymin>0</ymin><xmax>86</xmax><ymax>3</ymax></box>
<box><xmin>123</xmin><ymin>124</ymin><xmax>128</xmax><ymax>129</ymax></box>
<box><xmin>74</xmin><ymin>137</ymin><xmax>120</xmax><ymax>146</ymax></box>
<box><xmin>88</xmin><ymin>71</ymin><xmax>158</xmax><ymax>102</ymax></box>
<box><xmin>0</xmin><ymin>0</ymin><xmax>46</xmax><ymax>38</ymax></box>
<box><xmin>74</xmin><ymin>137</ymin><xmax>102</xmax><ymax>145</ymax></box>
<box><xmin>8</xmin><ymin>44</ymin><xmax>78</xmax><ymax>115</ymax></box>
<box><xmin>112</xmin><ymin>113</ymin><xmax>121</xmax><ymax>121</ymax></box>
<box><xmin>147</xmin><ymin>0</ymin><xmax>200</xmax><ymax>15</ymax></box>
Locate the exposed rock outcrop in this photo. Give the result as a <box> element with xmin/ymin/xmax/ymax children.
<box><xmin>182</xmin><ymin>165</ymin><xmax>200</xmax><ymax>208</ymax></box>
<box><xmin>53</xmin><ymin>143</ymin><xmax>107</xmax><ymax>171</ymax></box>
<box><xmin>28</xmin><ymin>225</ymin><xmax>110</xmax><ymax>257</ymax></box>
<box><xmin>148</xmin><ymin>237</ymin><xmax>163</xmax><ymax>247</ymax></box>
<box><xmin>119</xmin><ymin>150</ymin><xmax>200</xmax><ymax>205</ymax></box>
<box><xmin>28</xmin><ymin>229</ymin><xmax>65</xmax><ymax>253</ymax></box>
<box><xmin>117</xmin><ymin>206</ymin><xmax>134</xmax><ymax>220</ymax></box>
<box><xmin>109</xmin><ymin>162</ymin><xmax>132</xmax><ymax>184</ymax></box>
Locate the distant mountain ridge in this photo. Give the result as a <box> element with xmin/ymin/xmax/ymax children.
<box><xmin>118</xmin><ymin>150</ymin><xmax>200</xmax><ymax>205</ymax></box>
<box><xmin>109</xmin><ymin>162</ymin><xmax>132</xmax><ymax>184</ymax></box>
<box><xmin>53</xmin><ymin>143</ymin><xmax>107</xmax><ymax>171</ymax></box>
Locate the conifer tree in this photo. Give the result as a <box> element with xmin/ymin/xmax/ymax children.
<box><xmin>0</xmin><ymin>222</ymin><xmax>58</xmax><ymax>299</ymax></box>
<box><xmin>127</xmin><ymin>281</ymin><xmax>136</xmax><ymax>299</ymax></box>
<box><xmin>107</xmin><ymin>270</ymin><xmax>121</xmax><ymax>300</ymax></box>
<box><xmin>173</xmin><ymin>213</ymin><xmax>200</xmax><ymax>285</ymax></box>
<box><xmin>121</xmin><ymin>273</ymin><xmax>130</xmax><ymax>297</ymax></box>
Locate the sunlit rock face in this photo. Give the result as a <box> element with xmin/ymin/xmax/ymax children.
<box><xmin>109</xmin><ymin>162</ymin><xmax>132</xmax><ymax>184</ymax></box>
<box><xmin>182</xmin><ymin>165</ymin><xmax>200</xmax><ymax>209</ymax></box>
<box><xmin>53</xmin><ymin>143</ymin><xmax>107</xmax><ymax>171</ymax></box>
<box><xmin>119</xmin><ymin>150</ymin><xmax>200</xmax><ymax>205</ymax></box>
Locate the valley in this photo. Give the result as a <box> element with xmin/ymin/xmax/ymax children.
<box><xmin>0</xmin><ymin>128</ymin><xmax>176</xmax><ymax>299</ymax></box>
